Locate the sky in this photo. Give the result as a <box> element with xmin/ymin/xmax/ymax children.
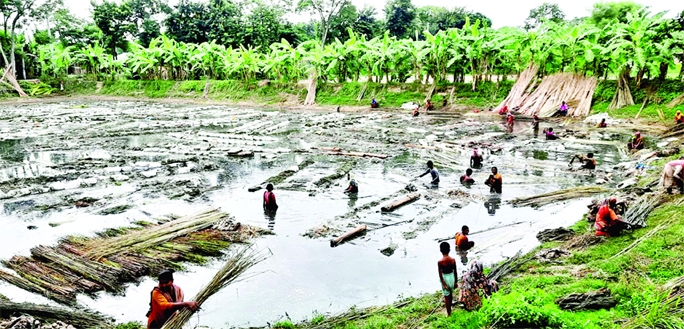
<box><xmin>66</xmin><ymin>0</ymin><xmax>684</xmax><ymax>29</ymax></box>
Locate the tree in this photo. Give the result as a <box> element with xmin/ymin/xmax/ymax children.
<box><xmin>354</xmin><ymin>6</ymin><xmax>382</xmax><ymax>39</ymax></box>
<box><xmin>384</xmin><ymin>0</ymin><xmax>415</xmax><ymax>39</ymax></box>
<box><xmin>205</xmin><ymin>0</ymin><xmax>244</xmax><ymax>48</ymax></box>
<box><xmin>589</xmin><ymin>1</ymin><xmax>644</xmax><ymax>27</ymax></box>
<box><xmin>525</xmin><ymin>3</ymin><xmax>565</xmax><ymax>30</ymax></box>
<box><xmin>91</xmin><ymin>0</ymin><xmax>137</xmax><ymax>57</ymax></box>
<box><xmin>297</xmin><ymin>0</ymin><xmax>350</xmax><ymax>45</ymax></box>
<box><xmin>127</xmin><ymin>0</ymin><xmax>170</xmax><ymax>46</ymax></box>
<box><xmin>414</xmin><ymin>6</ymin><xmax>492</xmax><ymax>35</ymax></box>
<box><xmin>1</xmin><ymin>0</ymin><xmax>61</xmax><ymax>91</ymax></box>
<box><xmin>243</xmin><ymin>0</ymin><xmax>289</xmax><ymax>50</ymax></box>
<box><xmin>165</xmin><ymin>0</ymin><xmax>210</xmax><ymax>44</ymax></box>
<box><xmin>51</xmin><ymin>9</ymin><xmax>102</xmax><ymax>48</ymax></box>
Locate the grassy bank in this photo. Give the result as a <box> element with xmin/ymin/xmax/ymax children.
<box><xmin>4</xmin><ymin>77</ymin><xmax>684</xmax><ymax>122</ymax></box>
<box><xmin>58</xmin><ymin>79</ymin><xmax>513</xmax><ymax>110</ymax></box>
<box><xmin>269</xmin><ymin>153</ymin><xmax>684</xmax><ymax>329</ymax></box>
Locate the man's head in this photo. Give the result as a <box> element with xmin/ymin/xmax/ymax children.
<box><xmin>462</xmin><ymin>225</ymin><xmax>470</xmax><ymax>235</ymax></box>
<box><xmin>158</xmin><ymin>269</ymin><xmax>175</xmax><ymax>292</ymax></box>
<box><xmin>533</xmin><ymin>115</ymin><xmax>539</xmax><ymax>120</ymax></box>
<box><xmin>491</xmin><ymin>167</ymin><xmax>498</xmax><ymax>174</ymax></box>
<box><xmin>608</xmin><ymin>197</ymin><xmax>617</xmax><ymax>208</ymax></box>
<box><xmin>466</xmin><ymin>168</ymin><xmax>473</xmax><ymax>176</ymax></box>
<box><xmin>548</xmin><ymin>127</ymin><xmax>554</xmax><ymax>132</ymax></box>
<box><xmin>587</xmin><ymin>152</ymin><xmax>594</xmax><ymax>158</ymax></box>
<box><xmin>562</xmin><ymin>101</ymin><xmax>566</xmax><ymax>105</ymax></box>
<box><xmin>427</xmin><ymin>160</ymin><xmax>434</xmax><ymax>169</ymax></box>
<box><xmin>266</xmin><ymin>183</ymin><xmax>274</xmax><ymax>192</ymax></box>
<box><xmin>439</xmin><ymin>242</ymin><xmax>450</xmax><ymax>255</ymax></box>
<box><xmin>601</xmin><ymin>118</ymin><xmax>606</xmax><ymax>122</ymax></box>
<box><xmin>635</xmin><ymin>132</ymin><xmax>641</xmax><ymax>137</ymax></box>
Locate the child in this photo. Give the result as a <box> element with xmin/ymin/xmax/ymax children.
<box><xmin>438</xmin><ymin>242</ymin><xmax>457</xmax><ymax>316</ymax></box>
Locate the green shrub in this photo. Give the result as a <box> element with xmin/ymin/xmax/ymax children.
<box><xmin>478</xmin><ymin>290</ymin><xmax>569</xmax><ymax>328</ymax></box>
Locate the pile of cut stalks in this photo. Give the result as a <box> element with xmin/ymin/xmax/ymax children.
<box><xmin>0</xmin><ymin>208</ymin><xmax>261</xmax><ymax>305</ymax></box>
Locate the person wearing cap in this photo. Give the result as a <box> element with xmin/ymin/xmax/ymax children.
<box><xmin>147</xmin><ymin>270</ymin><xmax>199</xmax><ymax>329</ymax></box>
<box><xmin>595</xmin><ymin>198</ymin><xmax>629</xmax><ymax>237</ymax></box>
<box><xmin>627</xmin><ymin>132</ymin><xmax>644</xmax><ymax>150</ymax></box>
<box><xmin>532</xmin><ymin>115</ymin><xmax>540</xmax><ymax>131</ymax></box>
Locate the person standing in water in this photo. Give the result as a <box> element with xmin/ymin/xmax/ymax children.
<box><xmin>532</xmin><ymin>115</ymin><xmax>540</xmax><ymax>131</ymax></box>
<box><xmin>460</xmin><ymin>168</ymin><xmax>475</xmax><ymax>185</ymax></box>
<box><xmin>344</xmin><ymin>173</ymin><xmax>358</xmax><ymax>194</ymax></box>
<box><xmin>484</xmin><ymin>167</ymin><xmax>502</xmax><ymax>194</ymax></box>
<box><xmin>470</xmin><ymin>149</ymin><xmax>483</xmax><ymax>168</ymax></box>
<box><xmin>437</xmin><ymin>242</ymin><xmax>457</xmax><ymax>316</ymax></box>
<box><xmin>419</xmin><ymin>160</ymin><xmax>440</xmax><ymax>185</ymax></box>
<box><xmin>263</xmin><ymin>183</ymin><xmax>278</xmax><ymax>211</ymax></box>
<box><xmin>597</xmin><ymin>118</ymin><xmax>607</xmax><ymax>128</ymax></box>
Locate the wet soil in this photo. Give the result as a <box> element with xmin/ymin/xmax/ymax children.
<box><xmin>0</xmin><ymin>101</ymin><xmax>632</xmax><ymax>328</ymax></box>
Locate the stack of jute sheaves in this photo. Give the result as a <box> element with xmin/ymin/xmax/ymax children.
<box><xmin>0</xmin><ymin>208</ymin><xmax>263</xmax><ymax>307</ymax></box>
<box><xmin>496</xmin><ymin>65</ymin><xmax>598</xmax><ymax>117</ymax></box>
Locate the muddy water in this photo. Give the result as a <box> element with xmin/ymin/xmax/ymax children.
<box><xmin>0</xmin><ymin>102</ymin><xmax>627</xmax><ymax>328</ymax></box>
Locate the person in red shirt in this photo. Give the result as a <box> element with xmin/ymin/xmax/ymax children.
<box><xmin>147</xmin><ymin>270</ymin><xmax>198</xmax><ymax>329</ymax></box>
<box><xmin>498</xmin><ymin>105</ymin><xmax>508</xmax><ymax>115</ymax></box>
<box><xmin>263</xmin><ymin>183</ymin><xmax>278</xmax><ymax>211</ymax></box>
<box><xmin>595</xmin><ymin>198</ymin><xmax>629</xmax><ymax>237</ymax></box>
<box><xmin>455</xmin><ymin>225</ymin><xmax>474</xmax><ymax>250</ymax></box>
<box><xmin>460</xmin><ymin>169</ymin><xmax>475</xmax><ymax>185</ymax></box>
<box><xmin>506</xmin><ymin>113</ymin><xmax>515</xmax><ymax>133</ymax></box>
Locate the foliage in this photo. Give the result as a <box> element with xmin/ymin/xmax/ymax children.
<box><xmin>384</xmin><ymin>0</ymin><xmax>416</xmax><ymax>39</ymax></box>
<box><xmin>91</xmin><ymin>0</ymin><xmax>137</xmax><ymax>57</ymax></box>
<box><xmin>297</xmin><ymin>0</ymin><xmax>350</xmax><ymax>44</ymax></box>
<box><xmin>589</xmin><ymin>1</ymin><xmax>645</xmax><ymax>27</ymax></box>
<box><xmin>525</xmin><ymin>3</ymin><xmax>566</xmax><ymax>30</ymax></box>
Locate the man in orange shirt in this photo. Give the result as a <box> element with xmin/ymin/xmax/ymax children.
<box><xmin>455</xmin><ymin>225</ymin><xmax>474</xmax><ymax>250</ymax></box>
<box><xmin>595</xmin><ymin>198</ymin><xmax>629</xmax><ymax>237</ymax></box>
<box><xmin>485</xmin><ymin>167</ymin><xmax>502</xmax><ymax>194</ymax></box>
<box><xmin>147</xmin><ymin>270</ymin><xmax>199</xmax><ymax>329</ymax></box>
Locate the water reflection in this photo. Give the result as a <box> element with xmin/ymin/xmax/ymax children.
<box><xmin>264</xmin><ymin>209</ymin><xmax>277</xmax><ymax>231</ymax></box>
<box><xmin>484</xmin><ymin>197</ymin><xmax>501</xmax><ymax>216</ymax></box>
<box><xmin>347</xmin><ymin>194</ymin><xmax>358</xmax><ymax>208</ymax></box>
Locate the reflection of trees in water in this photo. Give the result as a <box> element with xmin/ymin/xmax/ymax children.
<box><xmin>49</xmin><ymin>153</ymin><xmax>69</xmax><ymax>165</ymax></box>
<box><xmin>457</xmin><ymin>250</ymin><xmax>469</xmax><ymax>266</ymax></box>
<box><xmin>216</xmin><ymin>161</ymin><xmax>243</xmax><ymax>185</ymax></box>
<box><xmin>0</xmin><ymin>139</ymin><xmax>27</xmax><ymax>163</ymax></box>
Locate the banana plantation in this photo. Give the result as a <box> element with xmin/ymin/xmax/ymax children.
<box><xmin>34</xmin><ymin>10</ymin><xmax>684</xmax><ymax>109</ymax></box>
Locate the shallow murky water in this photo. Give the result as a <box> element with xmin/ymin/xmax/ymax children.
<box><xmin>0</xmin><ymin>101</ymin><xmax>628</xmax><ymax>328</ymax></box>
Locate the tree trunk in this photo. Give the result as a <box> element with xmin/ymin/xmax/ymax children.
<box><xmin>304</xmin><ymin>71</ymin><xmax>317</xmax><ymax>105</ymax></box>
<box><xmin>658</xmin><ymin>63</ymin><xmax>668</xmax><ymax>82</ymax></box>
<box><xmin>608</xmin><ymin>68</ymin><xmax>635</xmax><ymax>110</ymax></box>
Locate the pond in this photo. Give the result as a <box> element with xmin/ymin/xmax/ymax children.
<box><xmin>0</xmin><ymin>101</ymin><xmax>628</xmax><ymax>328</ymax></box>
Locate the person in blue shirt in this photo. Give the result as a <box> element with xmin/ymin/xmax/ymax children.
<box><xmin>419</xmin><ymin>160</ymin><xmax>440</xmax><ymax>185</ymax></box>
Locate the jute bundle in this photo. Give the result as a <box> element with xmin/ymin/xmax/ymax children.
<box><xmin>161</xmin><ymin>247</ymin><xmax>267</xmax><ymax>329</ymax></box>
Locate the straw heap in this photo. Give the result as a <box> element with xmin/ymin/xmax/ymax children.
<box><xmin>509</xmin><ymin>186</ymin><xmax>609</xmax><ymax>208</ymax></box>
